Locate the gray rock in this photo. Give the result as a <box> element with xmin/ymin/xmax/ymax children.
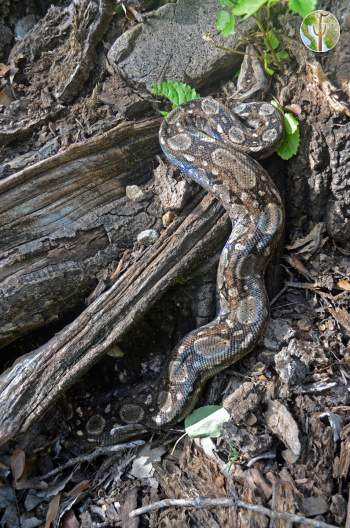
<box><xmin>126</xmin><ymin>184</ymin><xmax>145</xmax><ymax>202</ymax></box>
<box><xmin>108</xmin><ymin>0</ymin><xmax>243</xmax><ymax>90</ymax></box>
<box><xmin>137</xmin><ymin>229</ymin><xmax>159</xmax><ymax>245</ymax></box>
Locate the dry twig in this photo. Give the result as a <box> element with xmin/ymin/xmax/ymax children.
<box><xmin>37</xmin><ymin>440</ymin><xmax>145</xmax><ymax>481</ymax></box>
<box><xmin>129</xmin><ymin>496</ymin><xmax>339</xmax><ymax>527</ymax></box>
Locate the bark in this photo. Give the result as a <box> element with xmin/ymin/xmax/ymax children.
<box><xmin>0</xmin><ymin>117</ymin><xmax>161</xmax><ymax>348</ymax></box>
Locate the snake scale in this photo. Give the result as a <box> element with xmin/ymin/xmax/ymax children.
<box><xmin>83</xmin><ymin>73</ymin><xmax>285</xmax><ymax>443</ymax></box>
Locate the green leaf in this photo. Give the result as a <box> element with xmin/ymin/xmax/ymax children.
<box><xmin>228</xmin><ymin>446</ymin><xmax>239</xmax><ymax>464</ymax></box>
<box><xmin>232</xmin><ymin>0</ymin><xmax>268</xmax><ymax>17</ymax></box>
<box><xmin>277</xmin><ymin>113</ymin><xmax>301</xmax><ymax>160</ymax></box>
<box><xmin>185</xmin><ymin>405</ymin><xmax>230</xmax><ymax>438</ymax></box>
<box><xmin>151</xmin><ymin>81</ymin><xmax>200</xmax><ymax>108</ymax></box>
<box><xmin>218</xmin><ymin>0</ymin><xmax>234</xmax><ymax>7</ymax></box>
<box><xmin>276</xmin><ymin>49</ymin><xmax>289</xmax><ymax>61</ymax></box>
<box><xmin>266</xmin><ymin>29</ymin><xmax>280</xmax><ymax>50</ymax></box>
<box><xmin>263</xmin><ymin>51</ymin><xmax>275</xmax><ymax>76</ymax></box>
<box><xmin>284</xmin><ymin>112</ymin><xmax>299</xmax><ymax>135</ymax></box>
<box><xmin>288</xmin><ymin>0</ymin><xmax>317</xmax><ymax>18</ymax></box>
<box><xmin>216</xmin><ymin>10</ymin><xmax>236</xmax><ymax>36</ymax></box>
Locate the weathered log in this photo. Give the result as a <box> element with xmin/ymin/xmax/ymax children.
<box><xmin>0</xmin><ymin>193</ymin><xmax>230</xmax><ymax>444</ymax></box>
<box><xmin>0</xmin><ymin>117</ymin><xmax>161</xmax><ymax>348</ymax></box>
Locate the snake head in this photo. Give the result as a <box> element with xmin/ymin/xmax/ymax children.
<box><xmin>227</xmin><ymin>44</ymin><xmax>270</xmax><ymax>106</ymax></box>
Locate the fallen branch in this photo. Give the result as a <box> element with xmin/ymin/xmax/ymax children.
<box><xmin>40</xmin><ymin>439</ymin><xmax>145</xmax><ymax>480</ymax></box>
<box><xmin>129</xmin><ymin>496</ymin><xmax>339</xmax><ymax>527</ymax></box>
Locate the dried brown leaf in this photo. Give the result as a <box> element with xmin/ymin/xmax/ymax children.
<box><xmin>10</xmin><ymin>448</ymin><xmax>25</xmax><ymax>482</ymax></box>
<box><xmin>66</xmin><ymin>479</ymin><xmax>90</xmax><ymax>497</ymax></box>
<box><xmin>285</xmin><ymin>255</ymin><xmax>313</xmax><ymax>281</ymax></box>
<box><xmin>0</xmin><ymin>87</ymin><xmax>14</xmax><ymax>106</ymax></box>
<box><xmin>286</xmin><ymin>223</ymin><xmax>324</xmax><ymax>255</ymax></box>
<box><xmin>329</xmin><ymin>307</ymin><xmax>350</xmax><ymax>336</ymax></box>
<box><xmin>337</xmin><ymin>278</ymin><xmax>350</xmax><ymax>291</ymax></box>
<box><xmin>45</xmin><ymin>494</ymin><xmax>61</xmax><ymax>528</ymax></box>
<box><xmin>0</xmin><ymin>63</ymin><xmax>11</xmax><ymax>77</ymax></box>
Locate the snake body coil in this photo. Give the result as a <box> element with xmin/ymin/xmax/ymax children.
<box><xmin>112</xmin><ymin>97</ymin><xmax>285</xmax><ymax>432</ymax></box>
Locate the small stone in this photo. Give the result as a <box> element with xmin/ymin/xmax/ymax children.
<box><xmin>126</xmin><ymin>185</ymin><xmax>145</xmax><ymax>202</ymax></box>
<box><xmin>137</xmin><ymin>229</ymin><xmax>159</xmax><ymax>245</ymax></box>
<box><xmin>246</xmin><ymin>413</ymin><xmax>257</xmax><ymax>426</ymax></box>
<box><xmin>162</xmin><ymin>211</ymin><xmax>175</xmax><ymax>227</ymax></box>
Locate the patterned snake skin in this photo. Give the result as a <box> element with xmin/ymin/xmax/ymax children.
<box><xmin>96</xmin><ymin>96</ymin><xmax>285</xmax><ymax>440</ymax></box>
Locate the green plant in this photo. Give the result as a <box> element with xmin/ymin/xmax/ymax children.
<box><xmin>184</xmin><ymin>405</ymin><xmax>231</xmax><ymax>438</ymax></box>
<box><xmin>227</xmin><ymin>444</ymin><xmax>239</xmax><ymax>470</ymax></box>
<box><xmin>215</xmin><ymin>0</ymin><xmax>318</xmax><ymax>75</ymax></box>
<box><xmin>272</xmin><ymin>100</ymin><xmax>301</xmax><ymax>159</ymax></box>
<box><xmin>151</xmin><ymin>80</ymin><xmax>201</xmax><ymax>117</ymax></box>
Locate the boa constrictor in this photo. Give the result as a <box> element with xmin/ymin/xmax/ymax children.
<box><xmin>84</xmin><ymin>95</ymin><xmax>285</xmax><ymax>443</ymax></box>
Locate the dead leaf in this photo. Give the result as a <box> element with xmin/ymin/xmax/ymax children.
<box><xmin>130</xmin><ymin>445</ymin><xmax>166</xmax><ymax>479</ymax></box>
<box><xmin>337</xmin><ymin>278</ymin><xmax>350</xmax><ymax>291</ymax></box>
<box><xmin>286</xmin><ymin>223</ymin><xmax>324</xmax><ymax>256</ymax></box>
<box><xmin>66</xmin><ymin>480</ymin><xmax>90</xmax><ymax>497</ymax></box>
<box><xmin>285</xmin><ymin>255</ymin><xmax>313</xmax><ymax>281</ymax></box>
<box><xmin>61</xmin><ymin>510</ymin><xmax>80</xmax><ymax>528</ymax></box>
<box><xmin>45</xmin><ymin>494</ymin><xmax>60</xmax><ymax>528</ymax></box>
<box><xmin>265</xmin><ymin>400</ymin><xmax>301</xmax><ymax>461</ymax></box>
<box><xmin>329</xmin><ymin>307</ymin><xmax>350</xmax><ymax>336</ymax></box>
<box><xmin>0</xmin><ymin>63</ymin><xmax>11</xmax><ymax>77</ymax></box>
<box><xmin>0</xmin><ymin>86</ymin><xmax>14</xmax><ymax>106</ymax></box>
<box><xmin>11</xmin><ymin>448</ymin><xmax>26</xmax><ymax>482</ymax></box>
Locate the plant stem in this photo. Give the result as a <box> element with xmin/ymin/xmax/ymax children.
<box><xmin>253</xmin><ymin>14</ymin><xmax>278</xmax><ymax>64</ymax></box>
